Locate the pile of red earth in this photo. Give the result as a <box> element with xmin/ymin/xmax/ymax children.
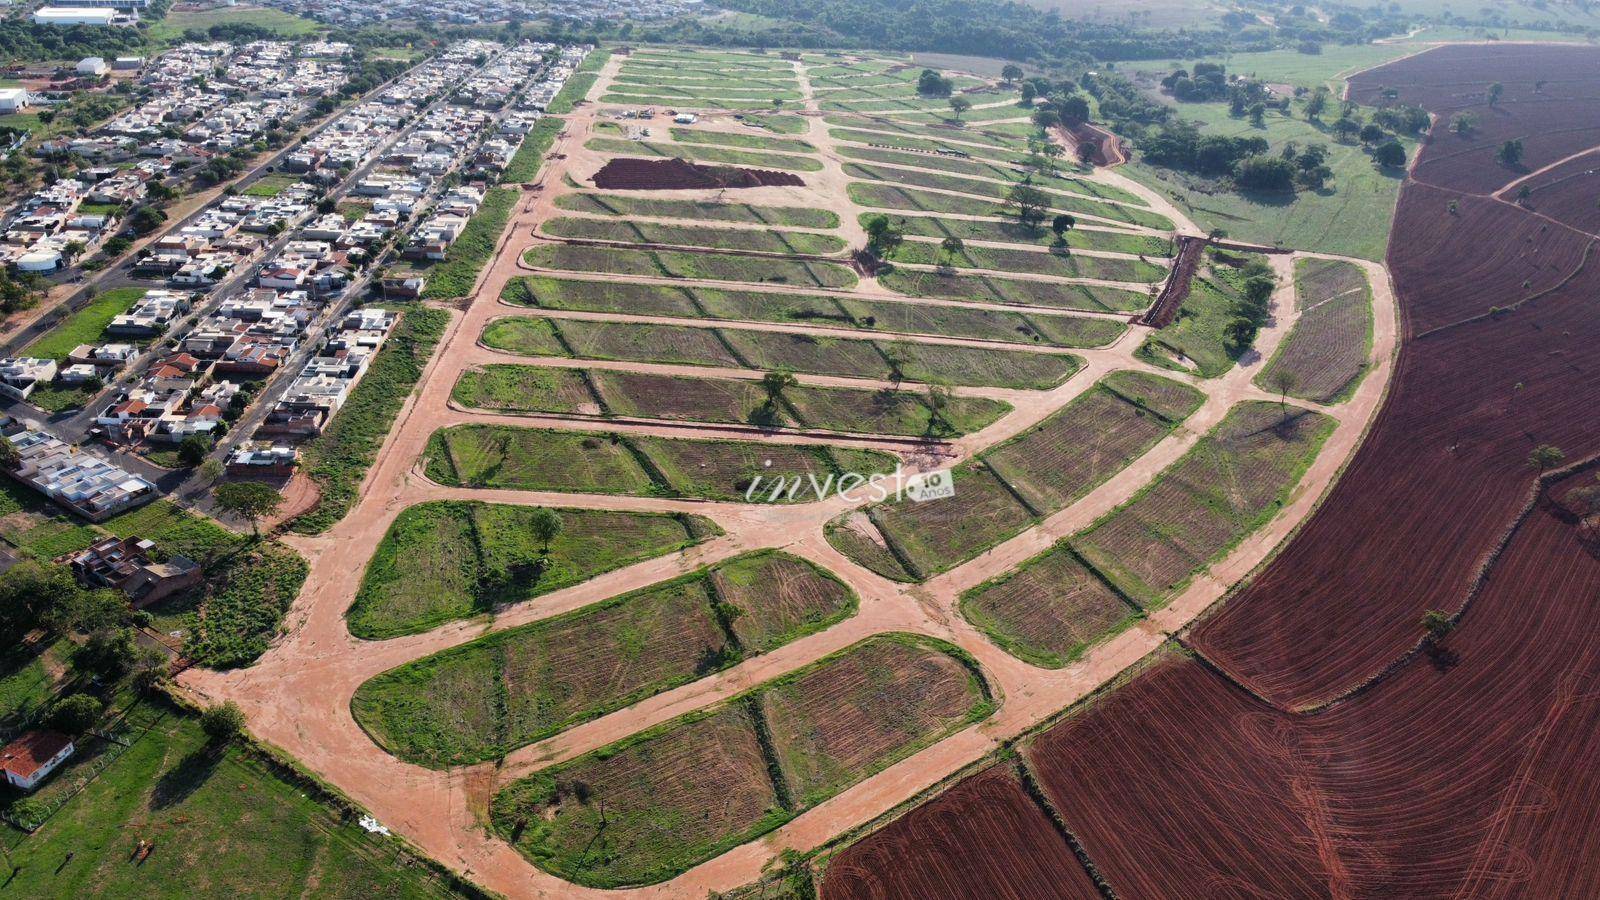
<box><xmin>591</xmin><ymin>157</ymin><xmax>804</xmax><ymax>190</ymax></box>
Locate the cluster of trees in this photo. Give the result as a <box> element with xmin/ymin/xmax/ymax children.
<box><xmin>1141</xmin><ymin>122</ymin><xmax>1269</xmax><ymax>177</ymax></box>
<box><xmin>1161</xmin><ymin>62</ymin><xmax>1230</xmax><ymax>102</ymax></box>
<box><xmin>1221</xmin><ymin>258</ymin><xmax>1278</xmax><ymax>353</ymax></box>
<box><xmin>916</xmin><ymin>68</ymin><xmax>954</xmax><ymax>98</ymax></box>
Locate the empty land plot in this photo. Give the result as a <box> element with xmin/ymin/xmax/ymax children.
<box><xmin>541</xmin><ymin>217</ymin><xmax>846</xmax><ymax>255</ymax></box>
<box><xmin>639</xmin><ymin>437</ymin><xmax>896</xmax><ymax>503</ymax></box>
<box><xmin>1072</xmin><ymin>402</ymin><xmax>1335</xmax><ymax>608</ymax></box>
<box><xmin>479</xmin><ymin>316</ymin><xmax>567</xmax><ymax>356</ymax></box>
<box><xmin>554</xmin><ymin>192</ymin><xmax>838</xmax><ymax>228</ymax></box>
<box><xmin>828</xmin><ymin>126</ymin><xmax>1029</xmax><ymax>160</ymax></box>
<box><xmin>425</xmin><ymin>426</ymin><xmax>657</xmax><ymax>495</ymax></box>
<box><xmin>837</xmin><ymin>298</ymin><xmax>1128</xmax><ymax>348</ymax></box>
<box><xmin>1137</xmin><ymin>268</ymin><xmax>1252</xmax><ymax>378</ymax></box>
<box><xmin>885</xmin><ymin>213</ymin><xmax>1173</xmax><ymax>256</ymax></box>
<box><xmin>346</xmin><ymin>500</ymin><xmax>713</xmax><ymax>639</ymax></box>
<box><xmin>834</xmin><ymin>147</ymin><xmax>1143</xmax><ymax>203</ymax></box>
<box><xmin>352</xmin><ymin>575</ymin><xmax>723</xmax><ymax>768</ymax></box>
<box><xmin>861</xmin><ymin>464</ymin><xmax>1037</xmax><ymax>580</ymax></box>
<box><xmin>960</xmin><ymin>543</ymin><xmax>1139</xmax><ymax>668</ymax></box>
<box><xmin>887</xmin><ymin>341</ymin><xmax>1082</xmax><ymax>390</ymax></box>
<box><xmin>470</xmin><ymin>366</ymin><xmax>1006</xmax><ymax>437</ymax></box>
<box><xmin>709</xmin><ymin>551</ymin><xmax>857</xmax><ymax>651</ymax></box>
<box><xmin>878</xmin><ymin>267</ymin><xmax>1154</xmax><ymax>313</ymax></box>
<box><xmin>353</xmin><ymin>550</ymin><xmax>852</xmax><ymax>768</ymax></box>
<box><xmin>843</xmin><ymin>164</ymin><xmax>1172</xmax><ymax>230</ymax></box>
<box><xmin>485</xmin><ymin>316</ymin><xmax>739</xmax><ymax>368</ymax></box>
<box><xmin>1255</xmin><ymin>259</ymin><xmax>1374</xmax><ymax>404</ymax></box>
<box><xmin>983</xmin><ymin>371</ymin><xmax>1205</xmax><ymax>514</ymax></box>
<box><xmin>668</xmin><ymin>128</ymin><xmax>815</xmax><ymax>153</ymax></box>
<box><xmin>425</xmin><ymin>424</ymin><xmax>895</xmax><ymax>502</ymax></box>
<box><xmin>453</xmin><ymin>365</ymin><xmax>600</xmax><ymax>416</ymax></box>
<box><xmin>501</xmin><ymin>275</ymin><xmax>1127</xmax><ymax>348</ymax></box>
<box><xmin>598</xmin><ymin>93</ymin><xmax>784</xmax><ymax>111</ymax></box>
<box><xmin>489</xmin><ymin>634</ymin><xmax>988</xmax><ymax>887</ymax></box>
<box><xmin>716</xmin><ymin>329</ymin><xmax>893</xmax><ymax>379</ymax></box>
<box><xmin>760</xmin><ymin>635</ymin><xmax>991</xmax><ymax>806</ymax></box>
<box><xmin>849</xmin><ymin>179</ymin><xmax>1169</xmax><ymax>230</ymax></box>
<box><xmin>585</xmin><ymin>138</ymin><xmax>822</xmax><ymax>172</ymax></box>
<box><xmin>739</xmin><ymin>114</ymin><xmax>809</xmax><ymax>134</ymax></box>
<box><xmin>523</xmin><ymin>244</ymin><xmax>859</xmax><ymax>290</ymax></box>
<box><xmin>889</xmin><ymin>241</ymin><xmax>1167</xmax><ymax>282</ymax></box>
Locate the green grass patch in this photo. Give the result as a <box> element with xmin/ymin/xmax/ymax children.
<box><xmin>421</xmin><ymin>188</ymin><xmax>517</xmax><ymax>300</ymax></box>
<box><xmin>522</xmin><ymin>244</ymin><xmax>858</xmax><ymax>289</ymax></box>
<box><xmin>554</xmin><ymin>192</ymin><xmax>837</xmax><ymax>228</ymax></box>
<box><xmin>351</xmin><ymin>550</ymin><xmax>855</xmax><ymax>767</ymax></box>
<box><xmin>541</xmin><ymin>217</ymin><xmax>845</xmax><ymax>255</ymax></box>
<box><xmin>293</xmin><ymin>307</ymin><xmax>450</xmax><ymax>534</ymax></box>
<box><xmin>348</xmin><ymin>500</ymin><xmax>719</xmax><ymax>639</ymax></box>
<box><xmin>502</xmin><ymin>117</ymin><xmax>565</xmax><ymax>184</ymax></box>
<box><xmin>23</xmin><ymin>287</ymin><xmax>147</xmax><ymax>362</ymax></box>
<box><xmin>488</xmin><ymin>633</ymin><xmax>989</xmax><ymax>887</ymax></box>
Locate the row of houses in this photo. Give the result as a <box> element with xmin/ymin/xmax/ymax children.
<box><xmin>1</xmin><ymin>418</ymin><xmax>156</xmax><ymax>521</ymax></box>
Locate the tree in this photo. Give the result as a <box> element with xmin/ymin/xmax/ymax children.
<box><xmin>1420</xmin><ymin>609</ymin><xmax>1455</xmax><ymax>642</ymax></box>
<box><xmin>1450</xmin><ymin>112</ymin><xmax>1476</xmax><ymax>136</ymax></box>
<box><xmin>938</xmin><ymin>235</ymin><xmax>964</xmax><ymax>265</ymax></box>
<box><xmin>201</xmin><ymin>701</ymin><xmax>246</xmax><ymax>743</ymax></box>
<box><xmin>1032</xmin><ymin>107</ymin><xmax>1061</xmax><ymax>129</ymax></box>
<box><xmin>863</xmin><ymin>214</ymin><xmax>904</xmax><ymax>258</ymax></box>
<box><xmin>213</xmin><ymin>481</ymin><xmax>283</xmax><ymax>537</ymax></box>
<box><xmin>760</xmin><ymin>369</ymin><xmax>796</xmax><ymax>408</ymax></box>
<box><xmin>199</xmin><ymin>458</ymin><xmax>224</xmax><ymax>483</ymax></box>
<box><xmin>1373</xmin><ymin>140</ymin><xmax>1407</xmax><ymax>169</ymax></box>
<box><xmin>1225</xmin><ymin>316</ymin><xmax>1258</xmax><ymax>352</ymax></box>
<box><xmin>1005</xmin><ymin>178</ymin><xmax>1049</xmax><ymax>227</ymax></box>
<box><xmin>1247</xmin><ymin>103</ymin><xmax>1266</xmax><ymax>127</ymax></box>
<box><xmin>1488</xmin><ymin>81</ymin><xmax>1503</xmax><ymax>106</ymax></box>
<box><xmin>1268</xmin><ymin>369</ymin><xmax>1298</xmax><ymax>408</ymax></box>
<box><xmin>1528</xmin><ymin>444</ymin><xmax>1565</xmax><ymax>472</ymax></box>
<box><xmin>47</xmin><ymin>694</ymin><xmax>104</xmax><ymax>734</ymax></box>
<box><xmin>916</xmin><ymin>69</ymin><xmax>952</xmax><ymax>98</ymax></box>
<box><xmin>1497</xmin><ymin>139</ymin><xmax>1524</xmax><ymax>168</ymax></box>
<box><xmin>1332</xmin><ymin>117</ymin><xmax>1360</xmax><ymax>141</ymax></box>
<box><xmin>1019</xmin><ymin>81</ymin><xmax>1036</xmax><ymax>105</ymax></box>
<box><xmin>1303</xmin><ymin>87</ymin><xmax>1328</xmax><ymax>121</ymax></box>
<box><xmin>1051</xmin><ymin>213</ymin><xmax>1076</xmax><ymax>241</ymax></box>
<box><xmin>1001</xmin><ymin>63</ymin><xmax>1024</xmax><ymax>84</ymax></box>
<box><xmin>925</xmin><ymin>385</ymin><xmax>952</xmax><ymax>435</ymax></box>
<box><xmin>177</xmin><ymin>434</ymin><xmax>210</xmax><ymax>468</ymax></box>
<box><xmin>529</xmin><ymin>508</ymin><xmax>563</xmax><ymax>557</ymax></box>
<box><xmin>0</xmin><ymin>439</ymin><xmax>19</xmax><ymax>471</ymax></box>
<box><xmin>1059</xmin><ymin>95</ymin><xmax>1089</xmax><ymax>125</ymax></box>
<box><xmin>78</xmin><ymin>627</ymin><xmax>139</xmax><ymax>679</ymax></box>
<box><xmin>948</xmin><ymin>95</ymin><xmax>972</xmax><ymax>121</ymax></box>
<box><xmin>1235</xmin><ymin>155</ymin><xmax>1296</xmax><ymax>192</ymax></box>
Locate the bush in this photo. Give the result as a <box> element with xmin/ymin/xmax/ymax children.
<box><xmin>201</xmin><ymin>701</ymin><xmax>246</xmax><ymax>743</ymax></box>
<box><xmin>47</xmin><ymin>693</ymin><xmax>104</xmax><ymax>734</ymax></box>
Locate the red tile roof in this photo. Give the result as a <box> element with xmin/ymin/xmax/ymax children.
<box><xmin>0</xmin><ymin>730</ymin><xmax>73</xmax><ymax>780</ymax></box>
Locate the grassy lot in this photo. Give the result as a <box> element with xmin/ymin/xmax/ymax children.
<box><xmin>147</xmin><ymin>7</ymin><xmax>323</xmax><ymax>43</ymax></box>
<box><xmin>0</xmin><ymin>705</ymin><xmax>470</xmax><ymax>898</ymax></box>
<box><xmin>877</xmin><ymin>266</ymin><xmax>1154</xmax><ymax>313</ymax></box>
<box><xmin>502</xmin><ymin>117</ymin><xmax>565</xmax><ymax>184</ymax></box>
<box><xmin>669</xmin><ymin>127</ymin><xmax>815</xmax><ymax>153</ymax></box>
<box><xmin>347</xmin><ymin>500</ymin><xmax>718</xmax><ymax>639</ymax></box>
<box><xmin>421</xmin><ymin>188</ymin><xmax>517</xmax><ymax>300</ymax></box>
<box><xmin>960</xmin><ymin>541</ymin><xmax>1143</xmax><ymax>668</ymax></box>
<box><xmin>502</xmin><ymin>275</ymin><xmax>1126</xmax><ymax>348</ymax></box>
<box><xmin>425</xmin><ymin>424</ymin><xmax>896</xmax><ymax>503</ymax></box>
<box><xmin>844</xmin><ymin>163</ymin><xmax>1173</xmax><ymax>229</ymax></box>
<box><xmin>888</xmin><ymin>239</ymin><xmax>1166</xmax><ymax>282</ymax></box>
<box><xmin>523</xmin><ymin>244</ymin><xmax>859</xmax><ymax>290</ymax></box>
<box><xmin>1138</xmin><ymin>249</ymin><xmax>1272</xmax><ymax>378</ymax></box>
<box><xmin>541</xmin><ymin>217</ymin><xmax>846</xmax><ymax>255</ymax></box>
<box><xmin>881</xmin><ymin>213</ymin><xmax>1171</xmax><ymax>256</ymax></box>
<box><xmin>1255</xmin><ymin>258</ymin><xmax>1375</xmax><ymax>404</ymax></box>
<box><xmin>555</xmin><ymin>192</ymin><xmax>839</xmax><ymax>228</ymax></box>
<box><xmin>293</xmin><ymin>307</ymin><xmax>450</xmax><ymax>534</ymax></box>
<box><xmin>546</xmin><ymin>49</ymin><xmax>610</xmax><ymax>116</ymax></box>
<box><xmin>1121</xmin><ymin>101</ymin><xmax>1416</xmax><ymax>260</ymax></box>
<box><xmin>455</xmin><ymin>363</ymin><xmax>1010</xmax><ymax>437</ymax></box>
<box><xmin>241</xmin><ymin>174</ymin><xmax>300</xmax><ymax>198</ymax></box>
<box><xmin>351</xmin><ymin>551</ymin><xmax>856</xmax><ymax>768</ymax></box>
<box><xmin>488</xmin><ymin>633</ymin><xmax>989</xmax><ymax>887</ymax></box>
<box><xmin>23</xmin><ymin>287</ymin><xmax>147</xmax><ymax>362</ymax></box>
<box><xmin>1072</xmin><ymin>401</ymin><xmax>1335</xmax><ymax>608</ymax></box>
